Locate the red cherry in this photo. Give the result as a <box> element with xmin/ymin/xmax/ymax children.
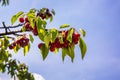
<box><xmin>54</xmin><ymin>38</ymin><xmax>61</xmax><ymax>48</ymax></box>
<box><xmin>19</xmin><ymin>17</ymin><xmax>24</xmax><ymax>23</ymax></box>
<box><xmin>25</xmin><ymin>23</ymin><xmax>30</xmax><ymax>29</ymax></box>
<box><xmin>9</xmin><ymin>45</ymin><xmax>14</xmax><ymax>49</ymax></box>
<box><xmin>63</xmin><ymin>40</ymin><xmax>69</xmax><ymax>48</ymax></box>
<box><xmin>72</xmin><ymin>32</ymin><xmax>80</xmax><ymax>44</ymax></box>
<box><xmin>16</xmin><ymin>39</ymin><xmax>21</xmax><ymax>44</ymax></box>
<box><xmin>25</xmin><ymin>17</ymin><xmax>29</xmax><ymax>23</ymax></box>
<box><xmin>38</xmin><ymin>43</ymin><xmax>44</xmax><ymax>49</ymax></box>
<box><xmin>13</xmin><ymin>42</ymin><xmax>16</xmax><ymax>46</ymax></box>
<box><xmin>50</xmin><ymin>46</ymin><xmax>55</xmax><ymax>52</ymax></box>
<box><xmin>32</xmin><ymin>27</ymin><xmax>38</xmax><ymax>36</ymax></box>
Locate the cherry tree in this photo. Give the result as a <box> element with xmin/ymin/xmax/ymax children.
<box><xmin>0</xmin><ymin>0</ymin><xmax>87</xmax><ymax>80</ymax></box>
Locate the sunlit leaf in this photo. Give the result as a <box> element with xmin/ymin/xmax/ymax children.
<box><xmin>68</xmin><ymin>44</ymin><xmax>75</xmax><ymax>62</ymax></box>
<box><xmin>29</xmin><ymin>8</ymin><xmax>36</xmax><ymax>13</ymax></box>
<box><xmin>23</xmin><ymin>43</ymin><xmax>30</xmax><ymax>56</ymax></box>
<box><xmin>79</xmin><ymin>37</ymin><xmax>87</xmax><ymax>59</ymax></box>
<box><xmin>60</xmin><ymin>24</ymin><xmax>70</xmax><ymax>29</ymax></box>
<box><xmin>29</xmin><ymin>34</ymin><xmax>34</xmax><ymax>43</ymax></box>
<box><xmin>36</xmin><ymin>17</ymin><xmax>42</xmax><ymax>30</ymax></box>
<box><xmin>14</xmin><ymin>45</ymin><xmax>20</xmax><ymax>53</ymax></box>
<box><xmin>67</xmin><ymin>28</ymin><xmax>74</xmax><ymax>43</ymax></box>
<box><xmin>39</xmin><ymin>44</ymin><xmax>49</xmax><ymax>60</ymax></box>
<box><xmin>50</xmin><ymin>28</ymin><xmax>58</xmax><ymax>42</ymax></box>
<box><xmin>11</xmin><ymin>11</ymin><xmax>24</xmax><ymax>25</ymax></box>
<box><xmin>62</xmin><ymin>48</ymin><xmax>67</xmax><ymax>61</ymax></box>
<box><xmin>44</xmin><ymin>33</ymin><xmax>51</xmax><ymax>47</ymax></box>
<box><xmin>80</xmin><ymin>28</ymin><xmax>86</xmax><ymax>37</ymax></box>
<box><xmin>38</xmin><ymin>29</ymin><xmax>47</xmax><ymax>41</ymax></box>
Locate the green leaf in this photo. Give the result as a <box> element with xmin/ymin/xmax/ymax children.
<box><xmin>29</xmin><ymin>8</ymin><xmax>36</xmax><ymax>13</ymax></box>
<box><xmin>42</xmin><ymin>20</ymin><xmax>47</xmax><ymax>29</ymax></box>
<box><xmin>62</xmin><ymin>48</ymin><xmax>67</xmax><ymax>61</ymax></box>
<box><xmin>23</xmin><ymin>43</ymin><xmax>30</xmax><ymax>56</ymax></box>
<box><xmin>39</xmin><ymin>44</ymin><xmax>49</xmax><ymax>60</ymax></box>
<box><xmin>67</xmin><ymin>28</ymin><xmax>74</xmax><ymax>43</ymax></box>
<box><xmin>36</xmin><ymin>17</ymin><xmax>42</xmax><ymax>30</ymax></box>
<box><xmin>80</xmin><ymin>29</ymin><xmax>86</xmax><ymax>37</ymax></box>
<box><xmin>11</xmin><ymin>11</ymin><xmax>24</xmax><ymax>25</ymax></box>
<box><xmin>79</xmin><ymin>37</ymin><xmax>87</xmax><ymax>59</ymax></box>
<box><xmin>62</xmin><ymin>44</ymin><xmax>75</xmax><ymax>62</ymax></box>
<box><xmin>21</xmin><ymin>26</ymin><xmax>26</xmax><ymax>32</ymax></box>
<box><xmin>50</xmin><ymin>28</ymin><xmax>58</xmax><ymax>42</ymax></box>
<box><xmin>51</xmin><ymin>9</ymin><xmax>55</xmax><ymax>15</ymax></box>
<box><xmin>27</xmin><ymin>13</ymin><xmax>35</xmax><ymax>19</ymax></box>
<box><xmin>4</xmin><ymin>36</ymin><xmax>9</xmax><ymax>49</ymax></box>
<box><xmin>14</xmin><ymin>45</ymin><xmax>20</xmax><ymax>53</ymax></box>
<box><xmin>27</xmin><ymin>13</ymin><xmax>35</xmax><ymax>28</ymax></box>
<box><xmin>11</xmin><ymin>15</ymin><xmax>17</xmax><ymax>25</ymax></box>
<box><xmin>44</xmin><ymin>32</ymin><xmax>51</xmax><ymax>47</ymax></box>
<box><xmin>29</xmin><ymin>34</ymin><xmax>34</xmax><ymax>43</ymax></box>
<box><xmin>50</xmin><ymin>16</ymin><xmax>53</xmax><ymax>22</ymax></box>
<box><xmin>60</xmin><ymin>24</ymin><xmax>70</xmax><ymax>29</ymax></box>
<box><xmin>16</xmin><ymin>11</ymin><xmax>24</xmax><ymax>17</ymax></box>
<box><xmin>38</xmin><ymin>29</ymin><xmax>47</xmax><ymax>41</ymax></box>
<box><xmin>68</xmin><ymin>44</ymin><xmax>75</xmax><ymax>62</ymax></box>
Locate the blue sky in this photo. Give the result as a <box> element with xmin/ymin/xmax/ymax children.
<box><xmin>0</xmin><ymin>0</ymin><xmax>120</xmax><ymax>80</ymax></box>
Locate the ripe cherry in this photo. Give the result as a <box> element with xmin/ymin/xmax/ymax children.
<box><xmin>25</xmin><ymin>17</ymin><xmax>29</xmax><ymax>23</ymax></box>
<box><xmin>38</xmin><ymin>43</ymin><xmax>44</xmax><ymax>49</ymax></box>
<box><xmin>50</xmin><ymin>46</ymin><xmax>55</xmax><ymax>52</ymax></box>
<box><xmin>9</xmin><ymin>44</ymin><xmax>15</xmax><ymax>49</ymax></box>
<box><xmin>19</xmin><ymin>17</ymin><xmax>24</xmax><ymax>23</ymax></box>
<box><xmin>72</xmin><ymin>32</ymin><xmax>80</xmax><ymax>44</ymax></box>
<box><xmin>32</xmin><ymin>27</ymin><xmax>38</xmax><ymax>36</ymax></box>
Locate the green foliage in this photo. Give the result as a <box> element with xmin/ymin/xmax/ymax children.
<box><xmin>62</xmin><ymin>44</ymin><xmax>75</xmax><ymax>62</ymax></box>
<box><xmin>0</xmin><ymin>7</ymin><xmax>87</xmax><ymax>80</ymax></box>
<box><xmin>67</xmin><ymin>28</ymin><xmax>74</xmax><ymax>43</ymax></box>
<box><xmin>0</xmin><ymin>0</ymin><xmax>9</xmax><ymax>6</ymax></box>
<box><xmin>80</xmin><ymin>29</ymin><xmax>86</xmax><ymax>37</ymax></box>
<box><xmin>50</xmin><ymin>28</ymin><xmax>58</xmax><ymax>42</ymax></box>
<box><xmin>39</xmin><ymin>44</ymin><xmax>49</xmax><ymax>60</ymax></box>
<box><xmin>29</xmin><ymin>34</ymin><xmax>34</xmax><ymax>43</ymax></box>
<box><xmin>24</xmin><ymin>43</ymin><xmax>30</xmax><ymax>56</ymax></box>
<box><xmin>11</xmin><ymin>11</ymin><xmax>24</xmax><ymax>25</ymax></box>
<box><xmin>79</xmin><ymin>37</ymin><xmax>87</xmax><ymax>59</ymax></box>
<box><xmin>60</xmin><ymin>24</ymin><xmax>70</xmax><ymax>28</ymax></box>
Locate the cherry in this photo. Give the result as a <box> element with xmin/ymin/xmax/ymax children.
<box><xmin>25</xmin><ymin>17</ymin><xmax>29</xmax><ymax>23</ymax></box>
<box><xmin>25</xmin><ymin>23</ymin><xmax>33</xmax><ymax>31</ymax></box>
<box><xmin>38</xmin><ymin>43</ymin><xmax>44</xmax><ymax>49</ymax></box>
<box><xmin>13</xmin><ymin>42</ymin><xmax>16</xmax><ymax>46</ymax></box>
<box><xmin>50</xmin><ymin>46</ymin><xmax>55</xmax><ymax>52</ymax></box>
<box><xmin>16</xmin><ymin>37</ymin><xmax>29</xmax><ymax>47</ymax></box>
<box><xmin>19</xmin><ymin>17</ymin><xmax>24</xmax><ymax>23</ymax></box>
<box><xmin>32</xmin><ymin>27</ymin><xmax>38</xmax><ymax>36</ymax></box>
<box><xmin>54</xmin><ymin>38</ymin><xmax>61</xmax><ymax>48</ymax></box>
<box><xmin>9</xmin><ymin>44</ymin><xmax>14</xmax><ymax>49</ymax></box>
<box><xmin>25</xmin><ymin>23</ymin><xmax>30</xmax><ymax>29</ymax></box>
<box><xmin>72</xmin><ymin>32</ymin><xmax>80</xmax><ymax>44</ymax></box>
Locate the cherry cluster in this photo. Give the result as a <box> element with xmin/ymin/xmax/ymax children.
<box><xmin>38</xmin><ymin>30</ymin><xmax>80</xmax><ymax>52</ymax></box>
<box><xmin>19</xmin><ymin>8</ymin><xmax>53</xmax><ymax>36</ymax></box>
<box><xmin>9</xmin><ymin>37</ymin><xmax>29</xmax><ymax>49</ymax></box>
<box><xmin>19</xmin><ymin>17</ymin><xmax>38</xmax><ymax>36</ymax></box>
<box><xmin>37</xmin><ymin>8</ymin><xmax>52</xmax><ymax>19</ymax></box>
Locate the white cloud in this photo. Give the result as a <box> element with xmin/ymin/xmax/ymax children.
<box><xmin>33</xmin><ymin>73</ymin><xmax>45</xmax><ymax>80</ymax></box>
